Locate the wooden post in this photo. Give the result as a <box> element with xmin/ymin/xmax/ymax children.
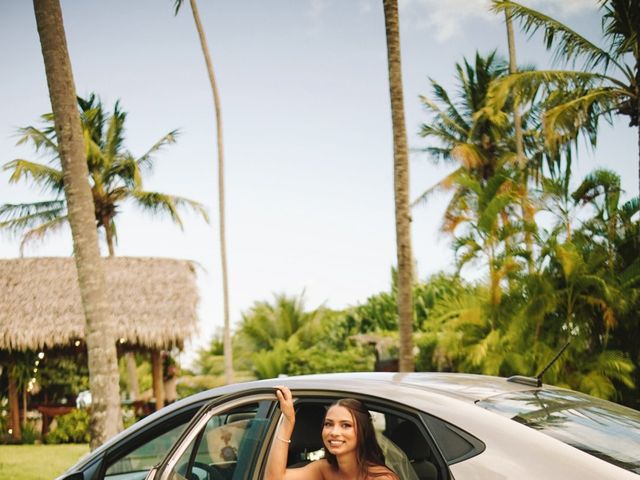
<box><xmin>125</xmin><ymin>352</ymin><xmax>140</xmax><ymax>401</ymax></box>
<box><xmin>151</xmin><ymin>350</ymin><xmax>165</xmax><ymax>410</ymax></box>
<box><xmin>8</xmin><ymin>364</ymin><xmax>22</xmax><ymax>441</ymax></box>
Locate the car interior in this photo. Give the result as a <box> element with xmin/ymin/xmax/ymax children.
<box><xmin>288</xmin><ymin>402</ymin><xmax>441</xmax><ymax>480</ymax></box>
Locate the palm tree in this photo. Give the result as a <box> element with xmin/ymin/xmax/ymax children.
<box><xmin>173</xmin><ymin>0</ymin><xmax>233</xmax><ymax>383</ymax></box>
<box><xmin>490</xmin><ymin>0</ymin><xmax>640</xmax><ymax>195</ymax></box>
<box><xmin>1</xmin><ymin>94</ymin><xmax>207</xmax><ymax>256</ymax></box>
<box><xmin>32</xmin><ymin>0</ymin><xmax>121</xmax><ymax>448</ymax></box>
<box><xmin>415</xmin><ymin>53</ymin><xmax>529</xmax><ymax>304</ymax></box>
<box><xmin>414</xmin><ymin>51</ymin><xmax>511</xmax><ymax>203</ymax></box>
<box><xmin>383</xmin><ymin>0</ymin><xmax>415</xmax><ymax>372</ymax></box>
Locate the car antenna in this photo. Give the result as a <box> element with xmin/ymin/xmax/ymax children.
<box><xmin>507</xmin><ymin>340</ymin><xmax>571</xmax><ymax>388</ymax></box>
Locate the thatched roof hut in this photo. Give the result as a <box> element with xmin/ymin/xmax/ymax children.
<box><xmin>0</xmin><ymin>257</ymin><xmax>199</xmax><ymax>353</ymax></box>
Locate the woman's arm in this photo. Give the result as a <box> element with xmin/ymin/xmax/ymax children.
<box><xmin>264</xmin><ymin>386</ymin><xmax>323</xmax><ymax>480</ymax></box>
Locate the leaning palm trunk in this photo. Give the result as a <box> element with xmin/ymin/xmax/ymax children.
<box><xmin>383</xmin><ymin>0</ymin><xmax>415</xmax><ymax>372</ymax></box>
<box><xmin>503</xmin><ymin>3</ymin><xmax>535</xmax><ymax>273</ymax></box>
<box><xmin>33</xmin><ymin>0</ymin><xmax>122</xmax><ymax>448</ymax></box>
<box><xmin>187</xmin><ymin>0</ymin><xmax>234</xmax><ymax>383</ymax></box>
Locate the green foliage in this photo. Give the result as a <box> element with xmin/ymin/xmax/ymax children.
<box><xmin>20</xmin><ymin>422</ymin><xmax>39</xmax><ymax>445</ymax></box>
<box><xmin>1</xmin><ymin>94</ymin><xmax>208</xmax><ymax>255</ymax></box>
<box><xmin>45</xmin><ymin>409</ymin><xmax>90</xmax><ymax>444</ymax></box>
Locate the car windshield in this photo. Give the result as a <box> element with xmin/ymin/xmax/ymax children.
<box><xmin>476</xmin><ymin>389</ymin><xmax>640</xmax><ymax>474</ymax></box>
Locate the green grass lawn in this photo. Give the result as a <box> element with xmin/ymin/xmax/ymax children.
<box><xmin>0</xmin><ymin>444</ymin><xmax>89</xmax><ymax>480</ymax></box>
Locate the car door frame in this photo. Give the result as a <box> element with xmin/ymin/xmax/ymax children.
<box><xmin>250</xmin><ymin>388</ymin><xmax>453</xmax><ymax>480</ymax></box>
<box><xmin>96</xmin><ymin>401</ymin><xmax>208</xmax><ymax>480</ymax></box>
<box><xmin>151</xmin><ymin>388</ymin><xmax>279</xmax><ymax>480</ymax></box>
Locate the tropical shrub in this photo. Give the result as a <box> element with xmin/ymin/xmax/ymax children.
<box><xmin>45</xmin><ymin>409</ymin><xmax>90</xmax><ymax>444</ymax></box>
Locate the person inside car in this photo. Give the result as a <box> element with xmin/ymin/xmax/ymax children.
<box><xmin>265</xmin><ymin>386</ymin><xmax>400</xmax><ymax>480</ymax></box>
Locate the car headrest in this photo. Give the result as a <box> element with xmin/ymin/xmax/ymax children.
<box><xmin>388</xmin><ymin>420</ymin><xmax>430</xmax><ymax>461</ymax></box>
<box><xmin>290</xmin><ymin>404</ymin><xmax>326</xmax><ymax>452</ymax></box>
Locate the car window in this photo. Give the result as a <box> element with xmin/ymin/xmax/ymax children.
<box><xmin>283</xmin><ymin>399</ymin><xmax>449</xmax><ymax>480</ymax></box>
<box><xmin>420</xmin><ymin>412</ymin><xmax>485</xmax><ymax>465</ymax></box>
<box><xmin>166</xmin><ymin>401</ymin><xmax>272</xmax><ymax>480</ymax></box>
<box><xmin>105</xmin><ymin>421</ymin><xmax>191</xmax><ymax>479</ymax></box>
<box><xmin>476</xmin><ymin>389</ymin><xmax>640</xmax><ymax>474</ymax></box>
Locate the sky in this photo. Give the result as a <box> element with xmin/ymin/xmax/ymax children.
<box><xmin>1</xmin><ymin>0</ymin><xmax>637</xmax><ymax>364</ymax></box>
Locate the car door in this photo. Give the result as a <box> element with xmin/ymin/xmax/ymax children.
<box><xmin>148</xmin><ymin>389</ymin><xmax>277</xmax><ymax>480</ymax></box>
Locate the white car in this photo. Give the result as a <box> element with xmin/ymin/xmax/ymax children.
<box><xmin>59</xmin><ymin>372</ymin><xmax>640</xmax><ymax>480</ymax></box>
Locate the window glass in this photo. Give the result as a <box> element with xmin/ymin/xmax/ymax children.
<box><xmin>477</xmin><ymin>389</ymin><xmax>640</xmax><ymax>474</ymax></box>
<box><xmin>420</xmin><ymin>413</ymin><xmax>484</xmax><ymax>464</ymax></box>
<box><xmin>168</xmin><ymin>403</ymin><xmax>270</xmax><ymax>480</ymax></box>
<box><xmin>105</xmin><ymin>421</ymin><xmax>190</xmax><ymax>479</ymax></box>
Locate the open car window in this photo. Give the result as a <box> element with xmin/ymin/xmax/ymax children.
<box><xmin>162</xmin><ymin>398</ymin><xmax>273</xmax><ymax>480</ymax></box>
<box><xmin>280</xmin><ymin>398</ymin><xmax>449</xmax><ymax>480</ymax></box>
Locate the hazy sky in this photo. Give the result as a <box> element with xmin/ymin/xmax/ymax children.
<box><xmin>1</xmin><ymin>0</ymin><xmax>636</xmax><ymax>361</ymax></box>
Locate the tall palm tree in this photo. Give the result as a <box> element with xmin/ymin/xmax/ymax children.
<box><xmin>174</xmin><ymin>0</ymin><xmax>233</xmax><ymax>383</ymax></box>
<box><xmin>1</xmin><ymin>94</ymin><xmax>208</xmax><ymax>256</ymax></box>
<box><xmin>490</xmin><ymin>0</ymin><xmax>640</xmax><ymax>195</ymax></box>
<box><xmin>415</xmin><ymin>52</ymin><xmax>528</xmax><ymax>283</ymax></box>
<box><xmin>502</xmin><ymin>1</ymin><xmax>535</xmax><ymax>273</ymax></box>
<box><xmin>414</xmin><ymin>51</ymin><xmax>511</xmax><ymax>203</ymax></box>
<box><xmin>32</xmin><ymin>0</ymin><xmax>121</xmax><ymax>448</ymax></box>
<box><xmin>383</xmin><ymin>0</ymin><xmax>415</xmax><ymax>372</ymax></box>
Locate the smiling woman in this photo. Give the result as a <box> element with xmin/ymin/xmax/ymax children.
<box><xmin>265</xmin><ymin>387</ymin><xmax>400</xmax><ymax>480</ymax></box>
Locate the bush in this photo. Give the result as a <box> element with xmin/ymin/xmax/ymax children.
<box><xmin>20</xmin><ymin>422</ymin><xmax>39</xmax><ymax>444</ymax></box>
<box><xmin>45</xmin><ymin>409</ymin><xmax>90</xmax><ymax>444</ymax></box>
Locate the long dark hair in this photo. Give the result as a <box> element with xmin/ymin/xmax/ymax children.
<box><xmin>323</xmin><ymin>398</ymin><xmax>389</xmax><ymax>479</ymax></box>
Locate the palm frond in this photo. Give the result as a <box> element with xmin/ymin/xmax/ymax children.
<box><xmin>130</xmin><ymin>190</ymin><xmax>209</xmax><ymax>225</ymax></box>
<box><xmin>173</xmin><ymin>0</ymin><xmax>184</xmax><ymax>15</ymax></box>
<box><xmin>491</xmin><ymin>1</ymin><xmax>623</xmax><ymax>73</ymax></box>
<box><xmin>543</xmin><ymin>87</ymin><xmax>630</xmax><ymax>151</ymax></box>
<box><xmin>105</xmin><ymin>155</ymin><xmax>143</xmax><ymax>190</ymax></box>
<box><xmin>18</xmin><ymin>215</ymin><xmax>69</xmax><ymax>256</ymax></box>
<box><xmin>0</xmin><ymin>201</ymin><xmax>66</xmax><ymax>235</ymax></box>
<box><xmin>419</xmin><ymin>95</ymin><xmax>468</xmax><ymax>139</ymax></box>
<box><xmin>104</xmin><ymin>101</ymin><xmax>127</xmax><ymax>161</ymax></box>
<box><xmin>15</xmin><ymin>125</ymin><xmax>58</xmax><ymax>155</ymax></box>
<box><xmin>487</xmin><ymin>70</ymin><xmax>600</xmax><ymax>114</ymax></box>
<box><xmin>3</xmin><ymin>159</ymin><xmax>64</xmax><ymax>192</ymax></box>
<box><xmin>411</xmin><ymin>167</ymin><xmax>464</xmax><ymax>208</ymax></box>
<box><xmin>136</xmin><ymin>130</ymin><xmax>180</xmax><ymax>172</ymax></box>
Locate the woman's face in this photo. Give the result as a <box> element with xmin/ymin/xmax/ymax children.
<box><xmin>322</xmin><ymin>405</ymin><xmax>358</xmax><ymax>456</ymax></box>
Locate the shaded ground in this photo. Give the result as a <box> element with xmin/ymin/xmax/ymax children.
<box><xmin>0</xmin><ymin>444</ymin><xmax>89</xmax><ymax>480</ymax></box>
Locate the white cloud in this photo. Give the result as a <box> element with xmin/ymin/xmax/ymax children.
<box><xmin>400</xmin><ymin>0</ymin><xmax>598</xmax><ymax>42</ymax></box>
<box><xmin>306</xmin><ymin>0</ymin><xmax>330</xmax><ymax>19</ymax></box>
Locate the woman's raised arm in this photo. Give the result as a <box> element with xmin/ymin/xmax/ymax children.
<box><xmin>264</xmin><ymin>386</ymin><xmax>323</xmax><ymax>480</ymax></box>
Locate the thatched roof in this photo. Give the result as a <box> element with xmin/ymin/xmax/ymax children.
<box><xmin>0</xmin><ymin>257</ymin><xmax>199</xmax><ymax>351</ymax></box>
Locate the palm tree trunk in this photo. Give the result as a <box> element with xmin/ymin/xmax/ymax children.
<box><xmin>104</xmin><ymin>219</ymin><xmax>115</xmax><ymax>257</ymax></box>
<box><xmin>33</xmin><ymin>0</ymin><xmax>122</xmax><ymax>449</ymax></box>
<box><xmin>504</xmin><ymin>4</ymin><xmax>524</xmax><ymax>166</ymax></box>
<box><xmin>188</xmin><ymin>0</ymin><xmax>234</xmax><ymax>384</ymax></box>
<box><xmin>151</xmin><ymin>350</ymin><xmax>165</xmax><ymax>410</ymax></box>
<box><xmin>504</xmin><ymin>2</ymin><xmax>535</xmax><ymax>274</ymax></box>
<box><xmin>383</xmin><ymin>0</ymin><xmax>415</xmax><ymax>372</ymax></box>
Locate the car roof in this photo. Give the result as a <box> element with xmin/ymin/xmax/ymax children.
<box><xmin>269</xmin><ymin>372</ymin><xmax>543</xmax><ymax>402</ymax></box>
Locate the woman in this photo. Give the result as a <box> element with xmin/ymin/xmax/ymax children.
<box><xmin>265</xmin><ymin>386</ymin><xmax>400</xmax><ymax>480</ymax></box>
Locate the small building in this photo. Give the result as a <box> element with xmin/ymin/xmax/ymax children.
<box><xmin>0</xmin><ymin>256</ymin><xmax>199</xmax><ymax>440</ymax></box>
